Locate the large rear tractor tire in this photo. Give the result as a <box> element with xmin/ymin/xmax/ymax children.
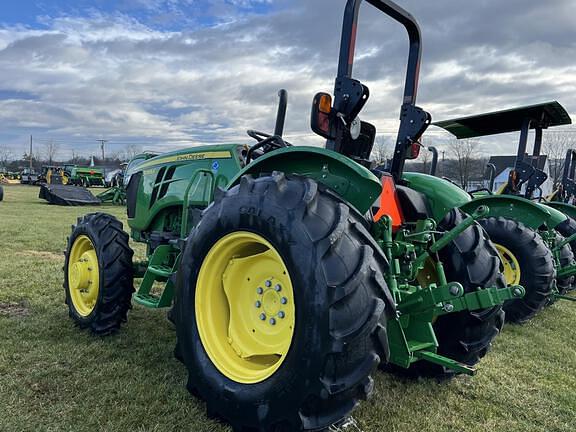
<box><xmin>555</xmin><ymin>217</ymin><xmax>576</xmax><ymax>291</ymax></box>
<box><xmin>555</xmin><ymin>216</ymin><xmax>576</xmax><ymax>256</ymax></box>
<box><xmin>64</xmin><ymin>213</ymin><xmax>134</xmax><ymax>335</ymax></box>
<box><xmin>408</xmin><ymin>209</ymin><xmax>505</xmax><ymax>378</ymax></box>
<box><xmin>479</xmin><ymin>217</ymin><xmax>555</xmax><ymax>323</ymax></box>
<box><xmin>552</xmin><ymin>232</ymin><xmax>574</xmax><ymax>295</ymax></box>
<box><xmin>175</xmin><ymin>173</ymin><xmax>392</xmax><ymax>431</ymax></box>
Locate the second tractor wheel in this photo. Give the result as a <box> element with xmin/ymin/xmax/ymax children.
<box><xmin>409</xmin><ymin>209</ymin><xmax>505</xmax><ymax>378</ymax></box>
<box><xmin>555</xmin><ymin>217</ymin><xmax>576</xmax><ymax>291</ymax></box>
<box><xmin>64</xmin><ymin>213</ymin><xmax>135</xmax><ymax>335</ymax></box>
<box><xmin>479</xmin><ymin>217</ymin><xmax>555</xmax><ymax>323</ymax></box>
<box><xmin>175</xmin><ymin>173</ymin><xmax>393</xmax><ymax>431</ymax></box>
<box><xmin>552</xmin><ymin>232</ymin><xmax>574</xmax><ymax>295</ymax></box>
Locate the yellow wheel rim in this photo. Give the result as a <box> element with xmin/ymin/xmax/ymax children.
<box><xmin>495</xmin><ymin>243</ymin><xmax>521</xmax><ymax>285</ymax></box>
<box><xmin>68</xmin><ymin>235</ymin><xmax>100</xmax><ymax>317</ymax></box>
<box><xmin>196</xmin><ymin>231</ymin><xmax>295</xmax><ymax>384</ymax></box>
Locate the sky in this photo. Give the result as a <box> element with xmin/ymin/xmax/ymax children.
<box><xmin>0</xmin><ymin>0</ymin><xmax>575</xmax><ymax>161</ymax></box>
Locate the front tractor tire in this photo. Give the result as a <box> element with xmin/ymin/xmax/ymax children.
<box><xmin>409</xmin><ymin>210</ymin><xmax>506</xmax><ymax>378</ymax></box>
<box><xmin>175</xmin><ymin>173</ymin><xmax>392</xmax><ymax>431</ymax></box>
<box><xmin>479</xmin><ymin>217</ymin><xmax>555</xmax><ymax>323</ymax></box>
<box><xmin>64</xmin><ymin>213</ymin><xmax>134</xmax><ymax>335</ymax></box>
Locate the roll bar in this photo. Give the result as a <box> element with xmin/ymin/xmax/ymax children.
<box><xmin>428</xmin><ymin>146</ymin><xmax>438</xmax><ymax>176</ymax></box>
<box><xmin>562</xmin><ymin>149</ymin><xmax>576</xmax><ymax>184</ymax></box>
<box><xmin>486</xmin><ymin>163</ymin><xmax>496</xmax><ymax>192</ymax></box>
<box><xmin>274</xmin><ymin>89</ymin><xmax>288</xmax><ymax>137</ymax></box>
<box><xmin>337</xmin><ymin>0</ymin><xmax>422</xmax><ymax>105</ymax></box>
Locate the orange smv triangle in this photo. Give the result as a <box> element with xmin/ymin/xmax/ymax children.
<box><xmin>373</xmin><ymin>174</ymin><xmax>404</xmax><ymax>230</ymax></box>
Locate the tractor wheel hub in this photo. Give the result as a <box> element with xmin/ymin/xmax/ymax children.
<box><xmin>67</xmin><ymin>235</ymin><xmax>100</xmax><ymax>317</ymax></box>
<box><xmin>195</xmin><ymin>231</ymin><xmax>295</xmax><ymax>384</ymax></box>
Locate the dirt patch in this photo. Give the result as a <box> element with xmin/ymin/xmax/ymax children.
<box><xmin>0</xmin><ymin>300</ymin><xmax>30</xmax><ymax>318</ymax></box>
<box><xmin>16</xmin><ymin>250</ymin><xmax>63</xmax><ymax>261</ymax></box>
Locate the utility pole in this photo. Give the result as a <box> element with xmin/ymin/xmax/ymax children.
<box><xmin>29</xmin><ymin>135</ymin><xmax>33</xmax><ymax>171</ymax></box>
<box><xmin>97</xmin><ymin>139</ymin><xmax>108</xmax><ymax>162</ymax></box>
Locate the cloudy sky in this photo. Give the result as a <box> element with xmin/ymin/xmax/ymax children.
<box><xmin>0</xmin><ymin>0</ymin><xmax>575</xmax><ymax>160</ymax></box>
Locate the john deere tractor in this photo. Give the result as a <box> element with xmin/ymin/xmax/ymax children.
<box><xmin>434</xmin><ymin>102</ymin><xmax>576</xmax><ymax>323</ymax></box>
<box><xmin>63</xmin><ymin>1</ymin><xmax>523</xmax><ymax>430</ymax></box>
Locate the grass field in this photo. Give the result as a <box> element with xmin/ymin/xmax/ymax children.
<box><xmin>1</xmin><ymin>184</ymin><xmax>575</xmax><ymax>432</ymax></box>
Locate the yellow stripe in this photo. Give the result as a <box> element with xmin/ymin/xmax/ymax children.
<box><xmin>138</xmin><ymin>151</ymin><xmax>232</xmax><ymax>170</ymax></box>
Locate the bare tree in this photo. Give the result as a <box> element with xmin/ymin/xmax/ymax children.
<box><xmin>371</xmin><ymin>136</ymin><xmax>393</xmax><ymax>166</ymax></box>
<box><xmin>418</xmin><ymin>137</ymin><xmax>432</xmax><ymax>174</ymax></box>
<box><xmin>0</xmin><ymin>145</ymin><xmax>13</xmax><ymax>168</ymax></box>
<box><xmin>43</xmin><ymin>141</ymin><xmax>59</xmax><ymax>165</ymax></box>
<box><xmin>447</xmin><ymin>138</ymin><xmax>481</xmax><ymax>189</ymax></box>
<box><xmin>125</xmin><ymin>144</ymin><xmax>143</xmax><ymax>160</ymax></box>
<box><xmin>543</xmin><ymin>132</ymin><xmax>575</xmax><ymax>186</ymax></box>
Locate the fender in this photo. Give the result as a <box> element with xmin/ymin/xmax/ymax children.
<box><xmin>461</xmin><ymin>195</ymin><xmax>565</xmax><ymax>231</ymax></box>
<box><xmin>536</xmin><ymin>201</ymin><xmax>569</xmax><ymax>229</ymax></box>
<box><xmin>401</xmin><ymin>172</ymin><xmax>472</xmax><ymax>222</ymax></box>
<box><xmin>545</xmin><ymin>201</ymin><xmax>576</xmax><ymax>223</ymax></box>
<box><xmin>227</xmin><ymin>146</ymin><xmax>382</xmax><ymax>214</ymax></box>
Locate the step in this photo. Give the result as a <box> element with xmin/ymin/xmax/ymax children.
<box><xmin>148</xmin><ymin>265</ymin><xmax>173</xmax><ymax>279</ymax></box>
<box><xmin>134</xmin><ymin>293</ymin><xmax>161</xmax><ymax>308</ymax></box>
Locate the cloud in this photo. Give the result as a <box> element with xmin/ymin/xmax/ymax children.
<box><xmin>0</xmin><ymin>0</ymin><xmax>574</xmax><ymax>160</ymax></box>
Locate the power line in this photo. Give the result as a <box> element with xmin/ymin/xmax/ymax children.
<box><xmin>96</xmin><ymin>139</ymin><xmax>108</xmax><ymax>160</ymax></box>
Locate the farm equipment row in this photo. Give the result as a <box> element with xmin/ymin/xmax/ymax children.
<box><xmin>59</xmin><ymin>0</ymin><xmax>573</xmax><ymax>431</ymax></box>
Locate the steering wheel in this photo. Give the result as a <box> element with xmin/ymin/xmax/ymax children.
<box><xmin>245</xmin><ymin>129</ymin><xmax>290</xmax><ymax>163</ymax></box>
<box><xmin>247</xmin><ymin>130</ymin><xmax>274</xmax><ymax>143</ymax></box>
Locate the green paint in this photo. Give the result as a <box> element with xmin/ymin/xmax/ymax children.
<box><xmin>134</xmin><ymin>245</ymin><xmax>179</xmax><ymax>308</ymax></box>
<box><xmin>545</xmin><ymin>201</ymin><xmax>576</xmax><ymax>221</ymax></box>
<box><xmin>374</xmin><ymin>214</ymin><xmax>523</xmax><ymax>373</ymax></box>
<box><xmin>402</xmin><ymin>172</ymin><xmax>471</xmax><ymax>221</ymax></box>
<box><xmin>128</xmin><ymin>144</ymin><xmax>243</xmax><ymax>233</ymax></box>
<box><xmin>227</xmin><ymin>146</ymin><xmax>382</xmax><ymax>214</ymax></box>
<box><xmin>461</xmin><ymin>195</ymin><xmax>553</xmax><ymax>230</ymax></box>
<box><xmin>535</xmin><ymin>201</ymin><xmax>568</xmax><ymax>228</ymax></box>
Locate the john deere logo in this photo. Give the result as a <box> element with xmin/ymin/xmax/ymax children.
<box><xmin>139</xmin><ymin>151</ymin><xmax>232</xmax><ymax>170</ymax></box>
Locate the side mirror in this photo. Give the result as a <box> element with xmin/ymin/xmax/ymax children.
<box><xmin>311</xmin><ymin>93</ymin><xmax>335</xmax><ymax>139</ymax></box>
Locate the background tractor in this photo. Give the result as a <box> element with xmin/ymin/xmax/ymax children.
<box><xmin>434</xmin><ymin>102</ymin><xmax>576</xmax><ymax>323</ymax></box>
<box><xmin>96</xmin><ymin>153</ymin><xmax>158</xmax><ymax>205</ymax></box>
<box><xmin>63</xmin><ymin>1</ymin><xmax>523</xmax><ymax>430</ymax></box>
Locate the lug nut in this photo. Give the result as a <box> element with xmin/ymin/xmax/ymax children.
<box><xmin>449</xmin><ymin>285</ymin><xmax>460</xmax><ymax>296</ymax></box>
<box><xmin>278</xmin><ymin>311</ymin><xmax>285</xmax><ymax>319</ymax></box>
<box><xmin>259</xmin><ymin>313</ymin><xmax>266</xmax><ymax>321</ymax></box>
<box><xmin>275</xmin><ymin>284</ymin><xmax>282</xmax><ymax>292</ymax></box>
<box><xmin>280</xmin><ymin>297</ymin><xmax>287</xmax><ymax>305</ymax></box>
<box><xmin>257</xmin><ymin>287</ymin><xmax>263</xmax><ymax>295</ymax></box>
<box><xmin>269</xmin><ymin>318</ymin><xmax>276</xmax><ymax>325</ymax></box>
<box><xmin>265</xmin><ymin>280</ymin><xmax>272</xmax><ymax>287</ymax></box>
<box><xmin>255</xmin><ymin>301</ymin><xmax>261</xmax><ymax>308</ymax></box>
<box><xmin>513</xmin><ymin>288</ymin><xmax>523</xmax><ymax>297</ymax></box>
<box><xmin>443</xmin><ymin>303</ymin><xmax>454</xmax><ymax>313</ymax></box>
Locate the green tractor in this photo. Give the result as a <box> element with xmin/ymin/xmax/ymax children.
<box><xmin>64</xmin><ymin>165</ymin><xmax>106</xmax><ymax>187</ymax></box>
<box><xmin>63</xmin><ymin>0</ymin><xmax>523</xmax><ymax>430</ymax></box>
<box><xmin>543</xmin><ymin>148</ymin><xmax>576</xmax><ymax>222</ymax></box>
<box><xmin>433</xmin><ymin>101</ymin><xmax>576</xmax><ymax>323</ymax></box>
<box><xmin>96</xmin><ymin>153</ymin><xmax>158</xmax><ymax>205</ymax></box>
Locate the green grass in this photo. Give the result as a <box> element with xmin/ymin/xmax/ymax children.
<box><xmin>0</xmin><ymin>185</ymin><xmax>575</xmax><ymax>432</ymax></box>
